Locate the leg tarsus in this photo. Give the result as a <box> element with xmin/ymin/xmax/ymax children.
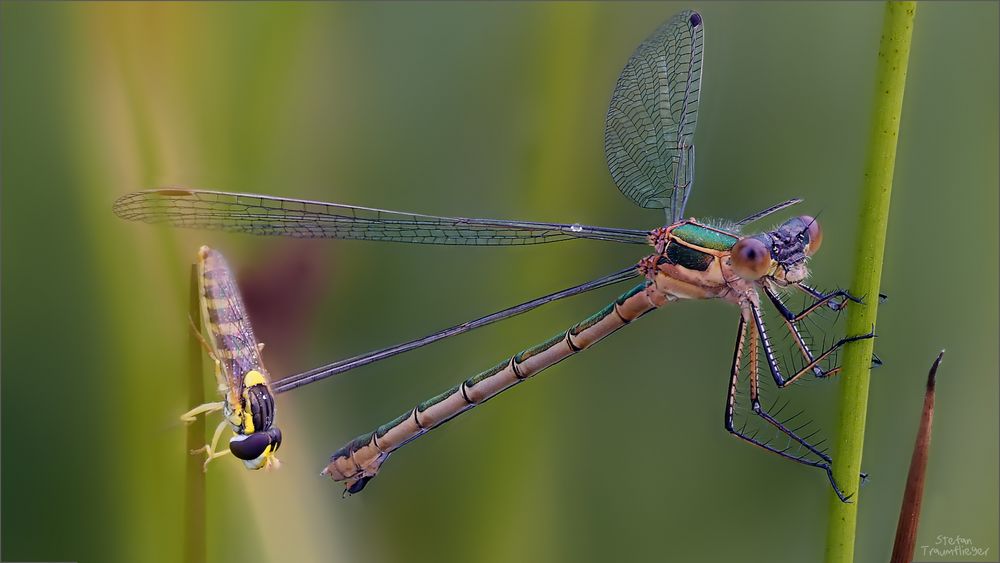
<box><xmin>824</xmin><ymin>466</ymin><xmax>855</xmax><ymax>503</ymax></box>
<box><xmin>840</xmin><ymin>327</ymin><xmax>876</xmax><ymax>346</ymax></box>
<box><xmin>190</xmin><ymin>447</ymin><xmax>231</xmax><ymax>472</ymax></box>
<box><xmin>191</xmin><ymin>420</ymin><xmax>231</xmax><ymax>472</ymax></box>
<box><xmin>794</xmin><ymin>284</ymin><xmax>862</xmax><ymax>314</ymax></box>
<box><xmin>871</xmin><ymin>353</ymin><xmax>883</xmax><ymax>369</ymax></box>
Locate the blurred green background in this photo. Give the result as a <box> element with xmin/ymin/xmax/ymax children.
<box><xmin>2</xmin><ymin>2</ymin><xmax>997</xmax><ymax>562</ymax></box>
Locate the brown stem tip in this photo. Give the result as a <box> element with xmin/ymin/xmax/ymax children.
<box><xmin>889</xmin><ymin>350</ymin><xmax>944</xmax><ymax>563</ymax></box>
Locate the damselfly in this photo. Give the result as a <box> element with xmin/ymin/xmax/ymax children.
<box><xmin>182</xmin><ymin>246</ymin><xmax>282</xmax><ymax>471</ymax></box>
<box><xmin>115</xmin><ymin>10</ymin><xmax>874</xmax><ymax>501</ymax></box>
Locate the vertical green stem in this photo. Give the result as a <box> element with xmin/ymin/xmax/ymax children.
<box><xmin>184</xmin><ymin>264</ymin><xmax>206</xmax><ymax>563</ymax></box>
<box><xmin>825</xmin><ymin>3</ymin><xmax>916</xmax><ymax>563</ymax></box>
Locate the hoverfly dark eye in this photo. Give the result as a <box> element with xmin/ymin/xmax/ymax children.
<box><xmin>230</xmin><ymin>433</ymin><xmax>271</xmax><ymax>461</ymax></box>
<box><xmin>230</xmin><ymin>427</ymin><xmax>281</xmax><ymax>461</ymax></box>
<box><xmin>731</xmin><ymin>238</ymin><xmax>772</xmax><ymax>280</ymax></box>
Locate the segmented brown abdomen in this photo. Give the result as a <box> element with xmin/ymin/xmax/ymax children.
<box><xmin>322</xmin><ymin>280</ymin><xmax>669</xmax><ymax>493</ymax></box>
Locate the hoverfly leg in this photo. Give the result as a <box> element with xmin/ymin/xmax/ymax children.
<box><xmin>180</xmin><ymin>401</ymin><xmax>225</xmax><ymax>424</ymax></box>
<box><xmin>190</xmin><ymin>419</ymin><xmax>231</xmax><ymax>472</ymax></box>
<box><xmin>188</xmin><ymin>314</ymin><xmax>216</xmax><ymax>357</ymax></box>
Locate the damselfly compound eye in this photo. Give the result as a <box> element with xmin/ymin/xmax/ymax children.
<box><xmin>731</xmin><ymin>238</ymin><xmax>772</xmax><ymax>280</ymax></box>
<box><xmin>799</xmin><ymin>216</ymin><xmax>822</xmax><ymax>256</ymax></box>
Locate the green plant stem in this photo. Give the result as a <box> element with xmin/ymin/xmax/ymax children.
<box><xmin>184</xmin><ymin>264</ymin><xmax>206</xmax><ymax>563</ymax></box>
<box><xmin>825</xmin><ymin>3</ymin><xmax>916</xmax><ymax>563</ymax></box>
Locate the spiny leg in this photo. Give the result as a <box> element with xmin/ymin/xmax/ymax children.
<box><xmin>793</xmin><ymin>284</ymin><xmax>863</xmax><ymax>314</ymax></box>
<box><xmin>190</xmin><ymin>419</ymin><xmax>231</xmax><ymax>472</ymax></box>
<box><xmin>762</xmin><ymin>285</ymin><xmax>828</xmax><ymax>378</ymax></box>
<box><xmin>750</xmin><ymin>304</ymin><xmax>871</xmax><ymax>495</ymax></box>
<box><xmin>746</xmin><ymin>312</ymin><xmax>831</xmax><ymax>464</ymax></box>
<box><xmin>747</xmin><ymin>316</ymin><xmax>762</xmax><ymax>406</ymax></box>
<box><xmin>750</xmin><ymin>301</ymin><xmax>874</xmax><ymax>388</ymax></box>
<box><xmin>724</xmin><ymin>311</ymin><xmax>855</xmax><ymax>502</ymax></box>
<box><xmin>796</xmin><ymin>283</ymin><xmax>887</xmax><ymax>309</ymax></box>
<box><xmin>722</xmin><ymin>313</ymin><xmax>853</xmax><ymax>502</ymax></box>
<box><xmin>766</xmin><ymin>285</ymin><xmax>881</xmax><ymax>376</ymax></box>
<box><xmin>723</xmin><ymin>315</ymin><xmax>748</xmax><ymax>433</ymax></box>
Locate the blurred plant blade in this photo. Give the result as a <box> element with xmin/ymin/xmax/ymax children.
<box><xmin>185</xmin><ymin>265</ymin><xmax>206</xmax><ymax>563</ymax></box>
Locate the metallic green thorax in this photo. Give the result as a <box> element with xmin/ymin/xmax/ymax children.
<box><xmin>664</xmin><ymin>222</ymin><xmax>739</xmax><ymax>271</ymax></box>
<box><xmin>671</xmin><ymin>222</ymin><xmax>739</xmax><ymax>251</ymax></box>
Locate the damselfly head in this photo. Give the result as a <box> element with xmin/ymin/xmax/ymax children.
<box><xmin>772</xmin><ymin>215</ymin><xmax>822</xmax><ymax>259</ymax></box>
<box><xmin>773</xmin><ymin>216</ymin><xmax>821</xmax><ymax>284</ymax></box>
<box><xmin>731</xmin><ymin>216</ymin><xmax>821</xmax><ymax>284</ymax></box>
<box><xmin>230</xmin><ymin>427</ymin><xmax>282</xmax><ymax>470</ymax></box>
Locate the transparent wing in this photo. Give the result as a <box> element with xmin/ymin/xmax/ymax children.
<box><xmin>604</xmin><ymin>10</ymin><xmax>704</xmax><ymax>221</ymax></box>
<box><xmin>113</xmin><ymin>189</ymin><xmax>649</xmax><ymax>246</ymax></box>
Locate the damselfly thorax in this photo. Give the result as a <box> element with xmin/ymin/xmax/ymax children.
<box><xmin>643</xmin><ymin>215</ymin><xmax>823</xmax><ymax>305</ymax></box>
